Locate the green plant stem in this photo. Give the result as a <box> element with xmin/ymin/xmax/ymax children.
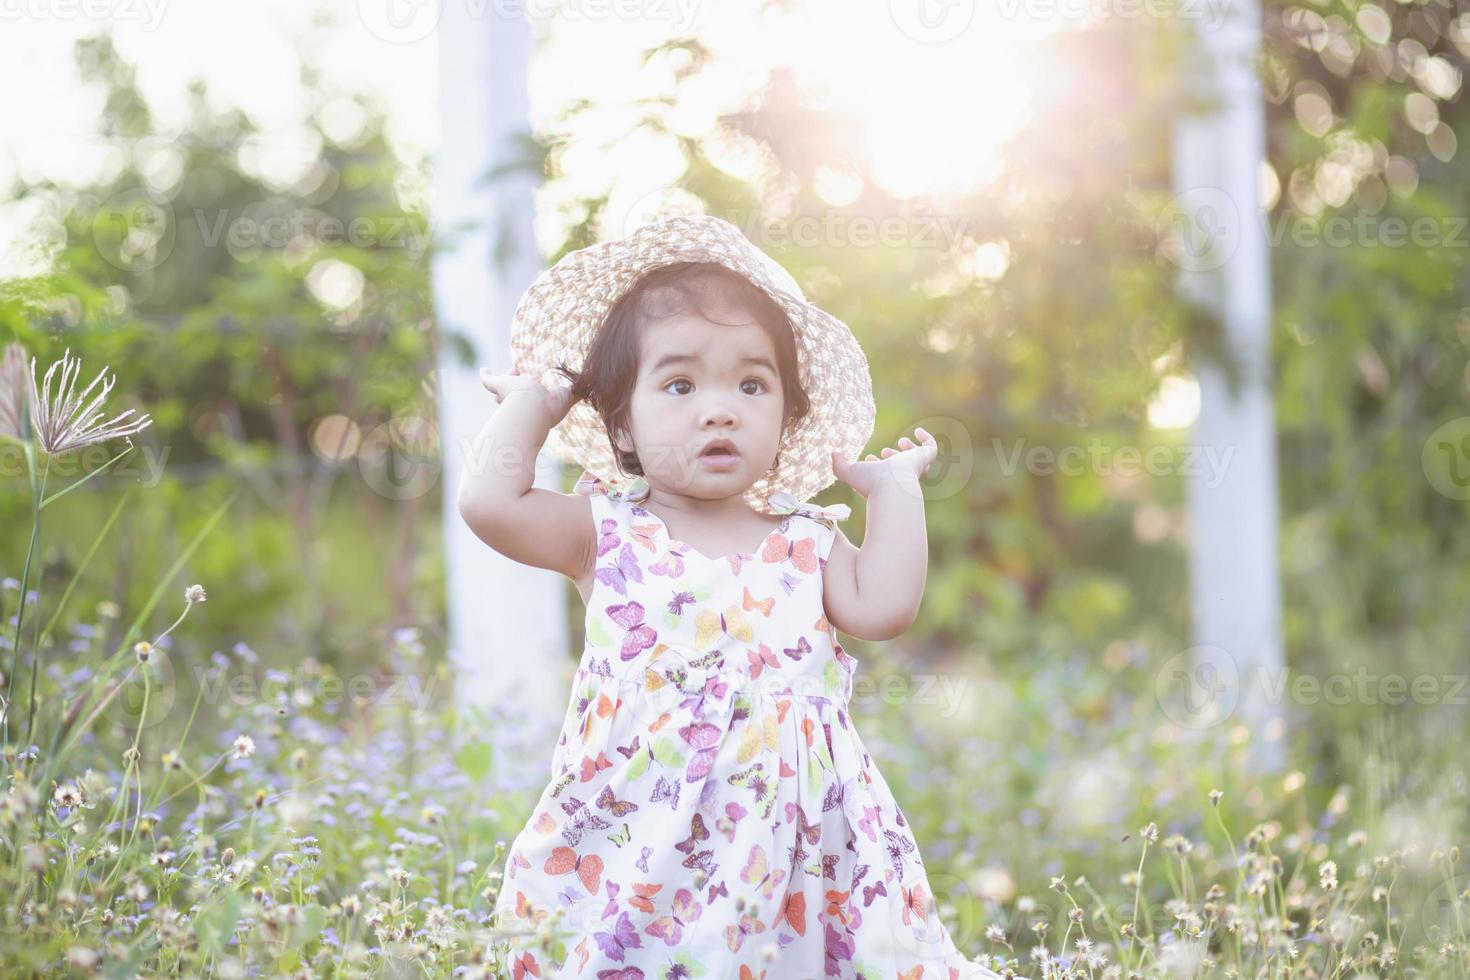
<box><xmin>3</xmin><ymin>443</ymin><xmax>48</xmax><ymax>748</ymax></box>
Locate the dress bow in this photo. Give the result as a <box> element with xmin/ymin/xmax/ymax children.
<box><xmin>766</xmin><ymin>490</ymin><xmax>851</xmax><ymax>523</ymax></box>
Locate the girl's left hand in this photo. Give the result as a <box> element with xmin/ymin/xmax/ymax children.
<box><xmin>830</xmin><ymin>426</ymin><xmax>939</xmax><ymax>499</ymax></box>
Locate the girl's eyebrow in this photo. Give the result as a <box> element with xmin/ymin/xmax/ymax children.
<box><xmin>649</xmin><ymin>352</ymin><xmax>777</xmax><ymax>374</ymax></box>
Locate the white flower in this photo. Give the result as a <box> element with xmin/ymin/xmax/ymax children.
<box><xmin>185</xmin><ymin>584</ymin><xmax>207</xmax><ymax>603</ymax></box>
<box><xmin>26</xmin><ymin>347</ymin><xmax>152</xmax><ymax>455</ymax></box>
<box><xmin>0</xmin><ymin>343</ymin><xmax>29</xmax><ymax>441</ymax></box>
<box><xmin>232</xmin><ymin>734</ymin><xmax>256</xmax><ymax>759</ymax></box>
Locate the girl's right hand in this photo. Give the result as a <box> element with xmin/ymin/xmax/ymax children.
<box><xmin>479</xmin><ymin>365</ymin><xmax>578</xmax><ymax>428</ymax></box>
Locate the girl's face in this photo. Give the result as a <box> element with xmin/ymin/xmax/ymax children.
<box><xmin>613</xmin><ymin>308</ymin><xmax>786</xmax><ymax>502</ymax></box>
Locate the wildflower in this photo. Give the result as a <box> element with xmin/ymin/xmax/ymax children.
<box><xmin>1140</xmin><ymin>822</ymin><xmax>1159</xmax><ymax>845</ymax></box>
<box><xmin>65</xmin><ymin>946</ymin><xmax>100</xmax><ymax>973</ymax></box>
<box><xmin>1318</xmin><ymin>860</ymin><xmax>1338</xmax><ymax>891</ymax></box>
<box><xmin>161</xmin><ymin>750</ymin><xmax>182</xmax><ymax>771</ymax></box>
<box><xmin>134</xmin><ymin>641</ymin><xmax>152</xmax><ymax>663</ymax></box>
<box><xmin>1049</xmin><ymin>875</ymin><xmax>1066</xmax><ymax>893</ymax></box>
<box><xmin>985</xmin><ymin>924</ymin><xmax>1006</xmax><ymax>943</ymax></box>
<box><xmin>1347</xmin><ymin>829</ymin><xmax>1367</xmax><ymax>848</ymax></box>
<box><xmin>25</xmin><ymin>347</ymin><xmax>152</xmax><ymax>456</ymax></box>
<box><xmin>232</xmin><ymin>734</ymin><xmax>256</xmax><ymax>759</ymax></box>
<box><xmin>0</xmin><ymin>343</ymin><xmax>29</xmax><ymax>441</ymax></box>
<box><xmin>185</xmin><ymin>584</ymin><xmax>207</xmax><ymax>603</ymax></box>
<box><xmin>52</xmin><ymin>782</ymin><xmax>84</xmax><ymax>809</ymax></box>
<box><xmin>1209</xmin><ymin>788</ymin><xmax>1222</xmax><ymax>807</ymax></box>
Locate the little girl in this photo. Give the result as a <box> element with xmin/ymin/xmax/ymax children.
<box><xmin>460</xmin><ymin>215</ymin><xmax>1000</xmax><ymax>979</ymax></box>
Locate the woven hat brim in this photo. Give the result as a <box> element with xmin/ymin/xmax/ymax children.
<box><xmin>509</xmin><ymin>214</ymin><xmax>875</xmax><ymax>514</ymax></box>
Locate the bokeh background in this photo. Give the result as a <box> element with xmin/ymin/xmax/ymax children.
<box><xmin>2</xmin><ymin>0</ymin><xmax>1468</xmax><ymax>975</ymax></box>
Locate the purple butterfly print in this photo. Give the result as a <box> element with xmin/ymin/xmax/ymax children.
<box><xmin>614</xmin><ymin>735</ymin><xmax>641</xmax><ymax>759</ymax></box>
<box><xmin>884</xmin><ymin>828</ymin><xmax>915</xmax><ymax>880</ymax></box>
<box><xmin>595</xmin><ymin>970</ymin><xmax>644</xmax><ymax>980</ymax></box>
<box><xmin>820</xmin><ymin>853</ymin><xmax>840</xmax><ymax>880</ymax></box>
<box><xmin>862</xmin><ymin>878</ymin><xmax>888</xmax><ymax>907</ymax></box>
<box><xmin>601</xmin><ymin>880</ymin><xmax>621</xmax><ymax>920</ymax></box>
<box><xmin>666</xmin><ymin>590</ymin><xmax>696</xmax><ymax>616</ymax></box>
<box><xmin>683</xmin><ymin>849</ymin><xmax>716</xmax><ymax>876</ymax></box>
<box><xmin>678</xmin><ymin>674</ymin><xmax>730</xmax><ymax>721</ymax></box>
<box><xmin>781</xmin><ymin>636</ymin><xmax>811</xmax><ymax>662</ymax></box>
<box><xmin>605</xmin><ymin>601</ymin><xmax>658</xmax><ymax>661</ymax></box>
<box><xmin>778</xmin><ymin>571</ymin><xmax>800</xmax><ymax>595</ymax></box>
<box><xmin>787</xmin><ymin>802</ymin><xmax>821</xmax><ymax>846</ymax></box>
<box><xmin>635</xmin><ymin>846</ymin><xmax>653</xmax><ymax>873</ymax></box>
<box><xmin>650</xmin><ymin>775</ymin><xmax>681</xmax><ymax>810</ymax></box>
<box><xmin>678</xmin><ymin>720</ymin><xmax>723</xmax><ymax>782</ymax></box>
<box><xmin>595</xmin><ymin>543</ymin><xmax>643</xmax><ymax>597</ymax></box>
<box><xmin>593</xmin><ymin>910</ymin><xmax>642</xmax><ymax>962</ymax></box>
<box><xmin>706</xmin><ymin>879</ymin><xmax>728</xmax><ymax>904</ymax></box>
<box><xmin>823</xmin><ymin>920</ymin><xmax>855</xmax><ymax>973</ymax></box>
<box><xmin>597</xmin><ymin>518</ymin><xmax>621</xmax><ymax>557</ymax></box>
<box><xmin>559</xmin><ymin>795</ymin><xmax>612</xmax><ymax>846</ymax></box>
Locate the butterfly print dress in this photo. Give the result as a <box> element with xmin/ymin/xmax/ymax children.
<box><xmin>494</xmin><ymin>472</ymin><xmax>1002</xmax><ymax>980</ymax></box>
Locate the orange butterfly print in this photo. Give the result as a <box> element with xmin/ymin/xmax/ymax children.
<box><xmin>579</xmin><ymin>751</ymin><xmax>613</xmax><ymax>782</ymax></box>
<box><xmin>509</xmin><ymin>951</ymin><xmax>539</xmax><ymax>979</ymax></box>
<box><xmin>898</xmin><ymin>967</ymin><xmax>924</xmax><ymax>980</ymax></box>
<box><xmin>762</xmin><ymin>532</ymin><xmax>818</xmax><ymax>574</ymax></box>
<box><xmin>724</xmin><ymin>910</ymin><xmax>765</xmax><ymax>953</ymax></box>
<box><xmin>776</xmin><ymin>889</ymin><xmax>807</xmax><ymax>936</ymax></box>
<box><xmin>746</xmin><ymin>643</ymin><xmax>779</xmax><ymax>678</ymax></box>
<box><xmin>901</xmin><ymin>883</ymin><xmax>930</xmax><ymax>925</ymax></box>
<box><xmin>823</xmin><ymin>888</ymin><xmax>852</xmax><ymax>927</ymax></box>
<box><xmin>514</xmin><ymin>890</ymin><xmax>549</xmax><ymax>927</ymax></box>
<box><xmin>628</xmin><ymin>520</ymin><xmax>661</xmax><ymax>554</ymax></box>
<box><xmin>738</xmin><ymin>966</ymin><xmax>767</xmax><ymax>980</ymax></box>
<box><xmin>544</xmin><ymin>845</ymin><xmax>604</xmax><ymax>894</ymax></box>
<box><xmin>742</xmin><ymin>585</ymin><xmax>775</xmax><ymax>617</ymax></box>
<box><xmin>507</xmin><ymin>846</ymin><xmax>533</xmax><ymax>877</ymax></box>
<box><xmin>627</xmin><ymin>881</ymin><xmax>662</xmax><ymax>914</ymax></box>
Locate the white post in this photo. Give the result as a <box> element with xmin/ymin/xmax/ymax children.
<box><xmin>431</xmin><ymin>3</ymin><xmax>568</xmax><ymax>784</ymax></box>
<box><xmin>1169</xmin><ymin>0</ymin><xmax>1286</xmax><ymax>772</ymax></box>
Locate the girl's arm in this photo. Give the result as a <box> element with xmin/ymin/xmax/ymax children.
<box><xmin>821</xmin><ymin>427</ymin><xmax>940</xmax><ymax>642</ymax></box>
<box><xmin>822</xmin><ymin>472</ymin><xmax>928</xmax><ymax>642</ymax></box>
<box><xmin>456</xmin><ymin>372</ymin><xmax>595</xmax><ymax>583</ymax></box>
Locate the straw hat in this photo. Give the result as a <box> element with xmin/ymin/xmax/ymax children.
<box><xmin>509</xmin><ymin>214</ymin><xmax>875</xmax><ymax>515</ymax></box>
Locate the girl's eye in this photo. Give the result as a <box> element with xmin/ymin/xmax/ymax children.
<box><xmin>665</xmin><ymin>379</ymin><xmax>693</xmax><ymax>395</ymax></box>
<box><xmin>739</xmin><ymin>378</ymin><xmax>767</xmax><ymax>395</ymax></box>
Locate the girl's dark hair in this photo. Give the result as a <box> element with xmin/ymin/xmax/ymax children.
<box><xmin>554</xmin><ymin>261</ymin><xmax>811</xmax><ymax>479</ymax></box>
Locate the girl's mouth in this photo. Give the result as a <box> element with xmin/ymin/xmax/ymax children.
<box><xmin>698</xmin><ymin>448</ymin><xmax>741</xmax><ymax>470</ymax></box>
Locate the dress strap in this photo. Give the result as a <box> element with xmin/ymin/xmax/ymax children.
<box><xmin>766</xmin><ymin>489</ymin><xmax>851</xmax><ymax>523</ymax></box>
<box><xmin>572</xmin><ymin>469</ymin><xmax>652</xmax><ymax>503</ymax></box>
